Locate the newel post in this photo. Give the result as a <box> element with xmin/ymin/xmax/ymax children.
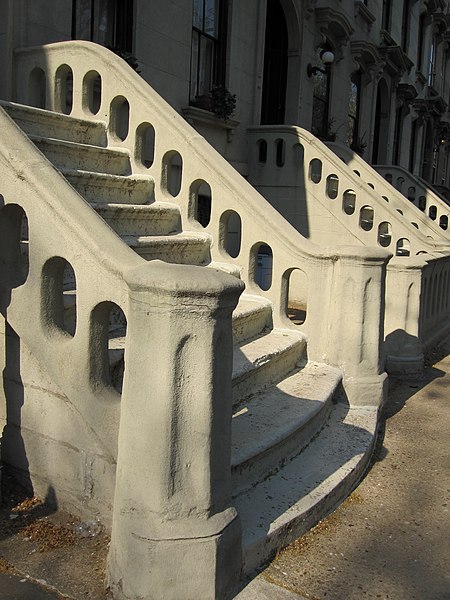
<box><xmin>106</xmin><ymin>262</ymin><xmax>244</xmax><ymax>600</ymax></box>
<box><xmin>326</xmin><ymin>247</ymin><xmax>391</xmax><ymax>408</ymax></box>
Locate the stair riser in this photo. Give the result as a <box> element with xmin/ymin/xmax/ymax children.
<box><xmin>34</xmin><ymin>139</ymin><xmax>130</xmax><ymax>176</ymax></box>
<box><xmin>241</xmin><ymin>436</ymin><xmax>375</xmax><ymax>576</ymax></box>
<box><xmin>94</xmin><ymin>208</ymin><xmax>181</xmax><ymax>236</ymax></box>
<box><xmin>65</xmin><ymin>174</ymin><xmax>154</xmax><ymax>204</ymax></box>
<box><xmin>232</xmin><ymin>307</ymin><xmax>272</xmax><ymax>345</ymax></box>
<box><xmin>232</xmin><ymin>399</ymin><xmax>333</xmax><ymax>495</ymax></box>
<box><xmin>232</xmin><ymin>339</ymin><xmax>305</xmax><ymax>406</ymax></box>
<box><xmin>3</xmin><ymin>103</ymin><xmax>107</xmax><ymax>146</ymax></box>
<box><xmin>132</xmin><ymin>241</ymin><xmax>211</xmax><ymax>265</ymax></box>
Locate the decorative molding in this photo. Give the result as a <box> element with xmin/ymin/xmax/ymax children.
<box><xmin>354</xmin><ymin>0</ymin><xmax>376</xmax><ymax>31</ymax></box>
<box><xmin>314</xmin><ymin>7</ymin><xmax>354</xmax><ymax>57</ymax></box>
<box><xmin>181</xmin><ymin>106</ymin><xmax>239</xmax><ymax>142</ymax></box>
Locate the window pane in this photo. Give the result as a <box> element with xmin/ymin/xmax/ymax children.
<box><xmin>94</xmin><ymin>0</ymin><xmax>116</xmax><ymax>46</ymax></box>
<box><xmin>204</xmin><ymin>0</ymin><xmax>219</xmax><ymax>37</ymax></box>
<box><xmin>190</xmin><ymin>32</ymin><xmax>200</xmax><ymax>99</ymax></box>
<box><xmin>75</xmin><ymin>0</ymin><xmax>92</xmax><ymax>40</ymax></box>
<box><xmin>198</xmin><ymin>36</ymin><xmax>214</xmax><ymax>96</ymax></box>
<box><xmin>313</xmin><ymin>71</ymin><xmax>327</xmax><ymax>101</ymax></box>
<box><xmin>312</xmin><ymin>97</ymin><xmax>326</xmax><ymax>137</ymax></box>
<box><xmin>193</xmin><ymin>0</ymin><xmax>203</xmax><ymax>29</ymax></box>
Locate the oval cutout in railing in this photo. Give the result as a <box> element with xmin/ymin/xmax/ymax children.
<box><xmin>162</xmin><ymin>150</ymin><xmax>183</xmax><ymax>197</ymax></box>
<box><xmin>136</xmin><ymin>122</ymin><xmax>155</xmax><ymax>168</ymax></box>
<box><xmin>396</xmin><ymin>238</ymin><xmax>410</xmax><ymax>257</ymax></box>
<box><xmin>367</xmin><ymin>182</ymin><xmax>375</xmax><ymax>189</ymax></box>
<box><xmin>440</xmin><ymin>215</ymin><xmax>448</xmax><ymax>230</ymax></box>
<box><xmin>429</xmin><ymin>205</ymin><xmax>437</xmax><ymax>220</ymax></box>
<box><xmin>89</xmin><ymin>301</ymin><xmax>127</xmax><ymax>393</ymax></box>
<box><xmin>411</xmin><ymin>222</ymin><xmax>419</xmax><ymax>229</ymax></box>
<box><xmin>396</xmin><ymin>177</ymin><xmax>405</xmax><ymax>191</ymax></box>
<box><xmin>275</xmin><ymin>139</ymin><xmax>285</xmax><ymax>167</ymax></box>
<box><xmin>83</xmin><ymin>70</ymin><xmax>102</xmax><ymax>115</ymax></box>
<box><xmin>353</xmin><ymin>170</ymin><xmax>360</xmax><ymax>177</ymax></box>
<box><xmin>41</xmin><ymin>256</ymin><xmax>77</xmax><ymax>337</ymax></box>
<box><xmin>397</xmin><ymin>209</ymin><xmax>403</xmax><ymax>215</ymax></box>
<box><xmin>382</xmin><ymin>196</ymin><xmax>389</xmax><ymax>202</ymax></box>
<box><xmin>286</xmin><ymin>268</ymin><xmax>308</xmax><ymax>325</ymax></box>
<box><xmin>326</xmin><ymin>174</ymin><xmax>339</xmax><ymax>199</ymax></box>
<box><xmin>55</xmin><ymin>64</ymin><xmax>73</xmax><ymax>115</ymax></box>
<box><xmin>293</xmin><ymin>143</ymin><xmax>304</xmax><ymax>167</ymax></box>
<box><xmin>258</xmin><ymin>139</ymin><xmax>267</xmax><ymax>163</ymax></box>
<box><xmin>190</xmin><ymin>180</ymin><xmax>212</xmax><ymax>228</ymax></box>
<box><xmin>408</xmin><ymin>186</ymin><xmax>416</xmax><ymax>201</ymax></box>
<box><xmin>220</xmin><ymin>210</ymin><xmax>241</xmax><ymax>258</ymax></box>
<box><xmin>343</xmin><ymin>190</ymin><xmax>356</xmax><ymax>215</ymax></box>
<box><xmin>385</xmin><ymin>173</ymin><xmax>393</xmax><ymax>184</ymax></box>
<box><xmin>110</xmin><ymin>95</ymin><xmax>130</xmax><ymax>141</ymax></box>
<box><xmin>254</xmin><ymin>243</ymin><xmax>273</xmax><ymax>291</ymax></box>
<box><xmin>28</xmin><ymin>67</ymin><xmax>46</xmax><ymax>109</ymax></box>
<box><xmin>0</xmin><ymin>204</ymin><xmax>30</xmax><ymax>291</ymax></box>
<box><xmin>418</xmin><ymin>196</ymin><xmax>426</xmax><ymax>211</ymax></box>
<box><xmin>378</xmin><ymin>222</ymin><xmax>392</xmax><ymax>247</ymax></box>
<box><xmin>359</xmin><ymin>205</ymin><xmax>374</xmax><ymax>231</ymax></box>
<box><xmin>309</xmin><ymin>159</ymin><xmax>322</xmax><ymax>183</ymax></box>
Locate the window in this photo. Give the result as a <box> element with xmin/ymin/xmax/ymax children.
<box><xmin>190</xmin><ymin>0</ymin><xmax>228</xmax><ymax>104</ymax></box>
<box><xmin>311</xmin><ymin>47</ymin><xmax>332</xmax><ymax>139</ymax></box>
<box><xmin>347</xmin><ymin>70</ymin><xmax>361</xmax><ymax>148</ymax></box>
<box><xmin>381</xmin><ymin>0</ymin><xmax>392</xmax><ymax>32</ymax></box>
<box><xmin>401</xmin><ymin>0</ymin><xmax>410</xmax><ymax>52</ymax></box>
<box><xmin>72</xmin><ymin>0</ymin><xmax>133</xmax><ymax>52</ymax></box>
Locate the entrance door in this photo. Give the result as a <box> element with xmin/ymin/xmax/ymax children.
<box><xmin>261</xmin><ymin>0</ymin><xmax>288</xmax><ymax>125</ymax></box>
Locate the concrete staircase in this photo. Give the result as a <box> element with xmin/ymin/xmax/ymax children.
<box><xmin>1</xmin><ymin>98</ymin><xmax>378</xmax><ymax>577</ymax></box>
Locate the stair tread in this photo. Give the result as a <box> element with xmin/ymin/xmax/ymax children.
<box><xmin>28</xmin><ymin>134</ymin><xmax>129</xmax><ymax>156</ymax></box>
<box><xmin>234</xmin><ymin>403</ymin><xmax>378</xmax><ymax>572</ymax></box>
<box><xmin>231</xmin><ymin>362</ymin><xmax>341</xmax><ymax>467</ymax></box>
<box><xmin>122</xmin><ymin>231</ymin><xmax>210</xmax><ymax>245</ymax></box>
<box><xmin>233</xmin><ymin>294</ymin><xmax>271</xmax><ymax>320</ymax></box>
<box><xmin>61</xmin><ymin>168</ymin><xmax>153</xmax><ymax>185</ymax></box>
<box><xmin>91</xmin><ymin>201</ymin><xmax>180</xmax><ymax>213</ymax></box>
<box><xmin>233</xmin><ymin>329</ymin><xmax>305</xmax><ymax>381</ymax></box>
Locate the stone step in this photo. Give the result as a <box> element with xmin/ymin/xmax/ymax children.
<box><xmin>234</xmin><ymin>403</ymin><xmax>378</xmax><ymax>575</ymax></box>
<box><xmin>92</xmin><ymin>202</ymin><xmax>182</xmax><ymax>236</ymax></box>
<box><xmin>122</xmin><ymin>231</ymin><xmax>212</xmax><ymax>265</ymax></box>
<box><xmin>62</xmin><ymin>169</ymin><xmax>154</xmax><ymax>204</ymax></box>
<box><xmin>232</xmin><ymin>330</ymin><xmax>306</xmax><ymax>406</ymax></box>
<box><xmin>1</xmin><ymin>100</ymin><xmax>107</xmax><ymax>146</ymax></box>
<box><xmin>30</xmin><ymin>135</ymin><xmax>131</xmax><ymax>175</ymax></box>
<box><xmin>232</xmin><ymin>294</ymin><xmax>272</xmax><ymax>344</ymax></box>
<box><xmin>231</xmin><ymin>362</ymin><xmax>342</xmax><ymax>494</ymax></box>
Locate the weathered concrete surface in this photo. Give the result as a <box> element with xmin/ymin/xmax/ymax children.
<box><xmin>262</xmin><ymin>338</ymin><xmax>450</xmax><ymax>600</ymax></box>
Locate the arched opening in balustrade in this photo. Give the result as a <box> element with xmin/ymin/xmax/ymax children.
<box><xmin>326</xmin><ymin>174</ymin><xmax>339</xmax><ymax>199</ymax></box>
<box><xmin>220</xmin><ymin>210</ymin><xmax>242</xmax><ymax>258</ymax></box>
<box><xmin>367</xmin><ymin>182</ymin><xmax>375</xmax><ymax>189</ymax></box>
<box><xmin>189</xmin><ymin>180</ymin><xmax>212</xmax><ymax>228</ymax></box>
<box><xmin>378</xmin><ymin>222</ymin><xmax>392</xmax><ymax>247</ymax></box>
<box><xmin>396</xmin><ymin>238</ymin><xmax>410</xmax><ymax>256</ymax></box>
<box><xmin>382</xmin><ymin>196</ymin><xmax>389</xmax><ymax>202</ymax></box>
<box><xmin>359</xmin><ymin>205</ymin><xmax>374</xmax><ymax>231</ymax></box>
<box><xmin>353</xmin><ymin>170</ymin><xmax>360</xmax><ymax>177</ymax></box>
<box><xmin>429</xmin><ymin>205</ymin><xmax>437</xmax><ymax>220</ymax></box>
<box><xmin>162</xmin><ymin>151</ymin><xmax>183</xmax><ymax>197</ymax></box>
<box><xmin>275</xmin><ymin>139</ymin><xmax>285</xmax><ymax>167</ymax></box>
<box><xmin>28</xmin><ymin>67</ymin><xmax>46</xmax><ymax>109</ymax></box>
<box><xmin>411</xmin><ymin>222</ymin><xmax>419</xmax><ymax>229</ymax></box>
<box><xmin>397</xmin><ymin>209</ymin><xmax>403</xmax><ymax>215</ymax></box>
<box><xmin>0</xmin><ymin>204</ymin><xmax>29</xmax><ymax>296</ymax></box>
<box><xmin>309</xmin><ymin>158</ymin><xmax>322</xmax><ymax>183</ymax></box>
<box><xmin>54</xmin><ymin>64</ymin><xmax>73</xmax><ymax>115</ymax></box>
<box><xmin>89</xmin><ymin>302</ymin><xmax>127</xmax><ymax>394</ymax></box>
<box><xmin>135</xmin><ymin>122</ymin><xmax>155</xmax><ymax>168</ymax></box>
<box><xmin>342</xmin><ymin>189</ymin><xmax>356</xmax><ymax>215</ymax></box>
<box><xmin>109</xmin><ymin>95</ymin><xmax>130</xmax><ymax>141</ymax></box>
<box><xmin>41</xmin><ymin>257</ymin><xmax>77</xmax><ymax>337</ymax></box>
<box><xmin>83</xmin><ymin>71</ymin><xmax>102</xmax><ymax>115</ymax></box>
<box><xmin>418</xmin><ymin>196</ymin><xmax>426</xmax><ymax>211</ymax></box>
<box><xmin>396</xmin><ymin>177</ymin><xmax>405</xmax><ymax>192</ymax></box>
<box><xmin>407</xmin><ymin>186</ymin><xmax>416</xmax><ymax>202</ymax></box>
<box><xmin>292</xmin><ymin>143</ymin><xmax>304</xmax><ymax>166</ymax></box>
<box><xmin>286</xmin><ymin>268</ymin><xmax>308</xmax><ymax>325</ymax></box>
<box><xmin>440</xmin><ymin>215</ymin><xmax>448</xmax><ymax>230</ymax></box>
<box><xmin>258</xmin><ymin>139</ymin><xmax>268</xmax><ymax>163</ymax></box>
<box><xmin>385</xmin><ymin>173</ymin><xmax>393</xmax><ymax>184</ymax></box>
<box><xmin>253</xmin><ymin>243</ymin><xmax>273</xmax><ymax>291</ymax></box>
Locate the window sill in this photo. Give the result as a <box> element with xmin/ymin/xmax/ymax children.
<box><xmin>182</xmin><ymin>106</ymin><xmax>239</xmax><ymax>142</ymax></box>
<box><xmin>354</xmin><ymin>1</ymin><xmax>376</xmax><ymax>28</ymax></box>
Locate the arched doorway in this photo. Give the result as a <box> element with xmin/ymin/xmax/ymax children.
<box><xmin>261</xmin><ymin>0</ymin><xmax>288</xmax><ymax>125</ymax></box>
<box><xmin>372</xmin><ymin>78</ymin><xmax>390</xmax><ymax>164</ymax></box>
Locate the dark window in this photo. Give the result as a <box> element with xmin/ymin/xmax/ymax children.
<box><xmin>311</xmin><ymin>47</ymin><xmax>332</xmax><ymax>140</ymax></box>
<box><xmin>382</xmin><ymin>0</ymin><xmax>392</xmax><ymax>32</ymax></box>
<box><xmin>409</xmin><ymin>118</ymin><xmax>418</xmax><ymax>172</ymax></box>
<box><xmin>393</xmin><ymin>106</ymin><xmax>405</xmax><ymax>165</ymax></box>
<box><xmin>417</xmin><ymin>13</ymin><xmax>426</xmax><ymax>72</ymax></box>
<box><xmin>72</xmin><ymin>0</ymin><xmax>133</xmax><ymax>52</ymax></box>
<box><xmin>190</xmin><ymin>0</ymin><xmax>228</xmax><ymax>104</ymax></box>
<box><xmin>347</xmin><ymin>70</ymin><xmax>361</xmax><ymax>148</ymax></box>
<box><xmin>401</xmin><ymin>0</ymin><xmax>410</xmax><ymax>52</ymax></box>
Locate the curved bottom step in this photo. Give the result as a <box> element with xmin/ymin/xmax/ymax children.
<box><xmin>234</xmin><ymin>403</ymin><xmax>379</xmax><ymax>575</ymax></box>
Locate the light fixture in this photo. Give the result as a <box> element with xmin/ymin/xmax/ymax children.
<box><xmin>307</xmin><ymin>50</ymin><xmax>335</xmax><ymax>77</ymax></box>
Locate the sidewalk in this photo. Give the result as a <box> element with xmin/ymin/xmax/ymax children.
<box><xmin>1</xmin><ymin>336</ymin><xmax>450</xmax><ymax>599</ymax></box>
